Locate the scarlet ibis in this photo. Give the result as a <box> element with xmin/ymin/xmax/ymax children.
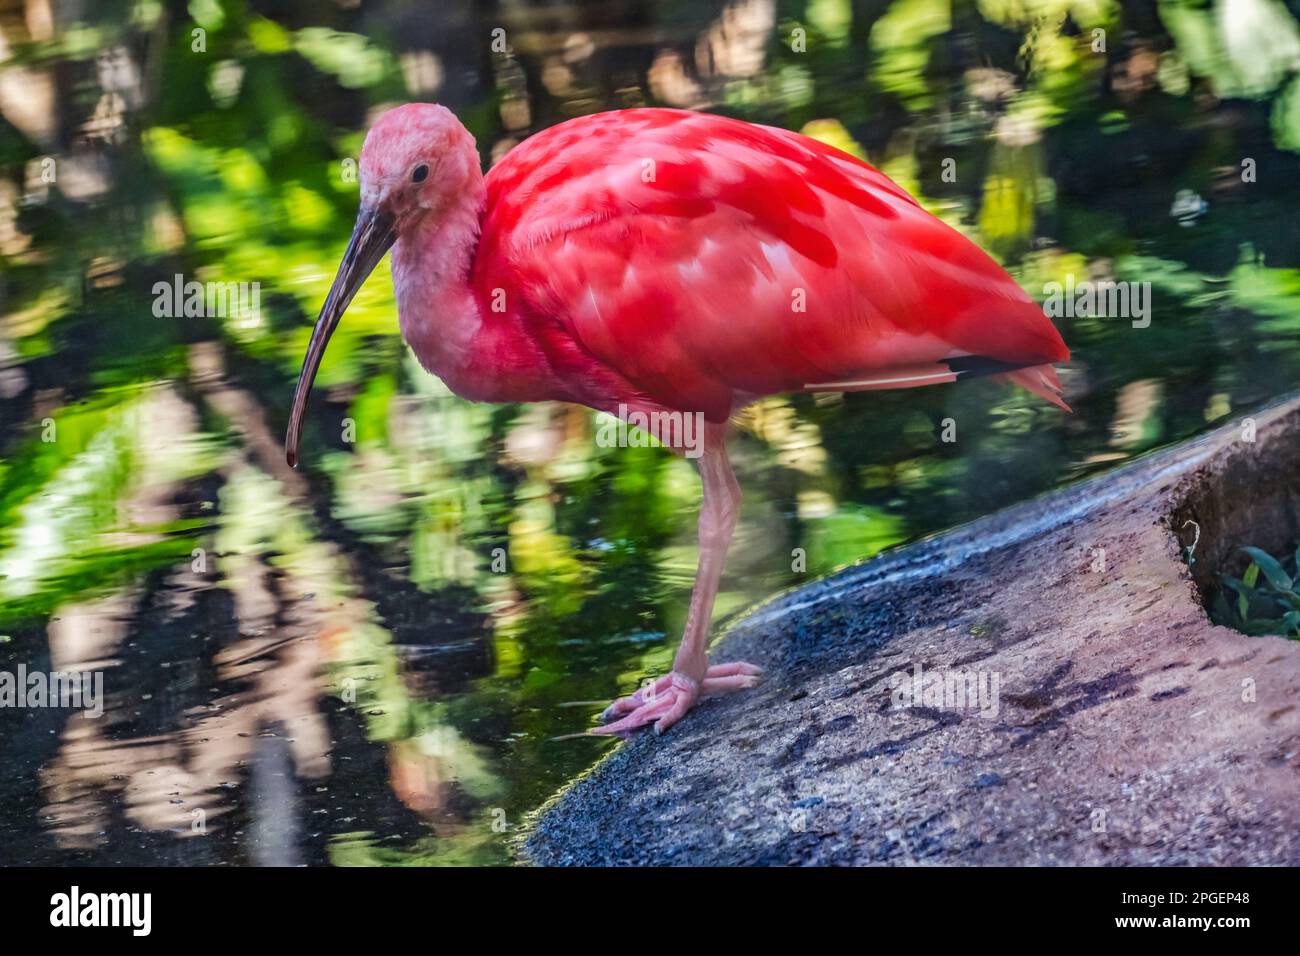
<box><xmin>287</xmin><ymin>104</ymin><xmax>1068</xmax><ymax>736</ymax></box>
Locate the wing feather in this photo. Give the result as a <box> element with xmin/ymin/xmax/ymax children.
<box><xmin>475</xmin><ymin>109</ymin><xmax>1068</xmax><ymax>420</ymax></box>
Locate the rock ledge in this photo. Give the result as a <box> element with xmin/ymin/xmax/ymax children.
<box><xmin>523</xmin><ymin>395</ymin><xmax>1300</xmax><ymax>866</ymax></box>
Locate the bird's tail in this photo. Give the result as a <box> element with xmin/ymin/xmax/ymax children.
<box><xmin>804</xmin><ymin>357</ymin><xmax>1071</xmax><ymax>412</ymax></box>
<box><xmin>996</xmin><ymin>363</ymin><xmax>1070</xmax><ymax>412</ymax></box>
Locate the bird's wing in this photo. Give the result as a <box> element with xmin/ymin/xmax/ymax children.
<box><xmin>477</xmin><ymin>109</ymin><xmax>1068</xmax><ymax>421</ymax></box>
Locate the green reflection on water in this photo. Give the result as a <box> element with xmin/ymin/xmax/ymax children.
<box><xmin>2</xmin><ymin>0</ymin><xmax>1300</xmax><ymax>865</ymax></box>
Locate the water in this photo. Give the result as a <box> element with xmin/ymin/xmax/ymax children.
<box><xmin>2</xmin><ymin>0</ymin><xmax>1299</xmax><ymax>865</ymax></box>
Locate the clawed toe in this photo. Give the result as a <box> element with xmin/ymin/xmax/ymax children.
<box><xmin>590</xmin><ymin>661</ymin><xmax>762</xmax><ymax>737</ymax></box>
<box><xmin>598</xmin><ymin>672</ymin><xmax>672</xmax><ymax>722</ymax></box>
<box><xmin>701</xmin><ymin>672</ymin><xmax>760</xmax><ymax>696</ymax></box>
<box><xmin>706</xmin><ymin>661</ymin><xmax>762</xmax><ymax>677</ymax></box>
<box><xmin>592</xmin><ymin>672</ymin><xmax>698</xmax><ymax>736</ymax></box>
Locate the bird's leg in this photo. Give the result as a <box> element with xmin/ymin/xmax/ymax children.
<box><xmin>593</xmin><ymin>425</ymin><xmax>762</xmax><ymax>736</ymax></box>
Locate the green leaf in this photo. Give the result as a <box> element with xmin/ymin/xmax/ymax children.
<box><xmin>1241</xmin><ymin>547</ymin><xmax>1293</xmax><ymax>592</ymax></box>
<box><xmin>1244</xmin><ymin>562</ymin><xmax>1260</xmax><ymax>588</ymax></box>
<box><xmin>1222</xmin><ymin>576</ymin><xmax>1252</xmax><ymax>602</ymax></box>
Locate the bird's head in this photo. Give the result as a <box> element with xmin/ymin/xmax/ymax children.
<box><xmin>285</xmin><ymin>103</ymin><xmax>479</xmax><ymax>466</ymax></box>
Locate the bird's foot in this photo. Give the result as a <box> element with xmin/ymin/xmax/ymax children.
<box><xmin>591</xmin><ymin>662</ymin><xmax>762</xmax><ymax>737</ymax></box>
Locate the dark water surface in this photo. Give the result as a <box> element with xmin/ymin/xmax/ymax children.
<box><xmin>2</xmin><ymin>0</ymin><xmax>1300</xmax><ymax>864</ymax></box>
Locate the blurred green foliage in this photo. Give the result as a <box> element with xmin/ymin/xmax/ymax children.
<box><xmin>1213</xmin><ymin>544</ymin><xmax>1300</xmax><ymax>638</ymax></box>
<box><xmin>2</xmin><ymin>0</ymin><xmax>1300</xmax><ymax>865</ymax></box>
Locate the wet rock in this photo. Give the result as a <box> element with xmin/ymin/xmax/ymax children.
<box><xmin>523</xmin><ymin>393</ymin><xmax>1300</xmax><ymax>866</ymax></box>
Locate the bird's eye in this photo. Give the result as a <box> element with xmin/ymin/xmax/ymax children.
<box><xmin>412</xmin><ymin>163</ymin><xmax>429</xmax><ymax>183</ymax></box>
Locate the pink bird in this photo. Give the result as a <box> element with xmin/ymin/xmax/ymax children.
<box><xmin>286</xmin><ymin>104</ymin><xmax>1068</xmax><ymax>736</ymax></box>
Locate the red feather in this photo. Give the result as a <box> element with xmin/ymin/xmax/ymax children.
<box><xmin>469</xmin><ymin>109</ymin><xmax>1067</xmax><ymax>420</ymax></box>
<box><xmin>455</xmin><ymin>108</ymin><xmax>1069</xmax><ymax>419</ymax></box>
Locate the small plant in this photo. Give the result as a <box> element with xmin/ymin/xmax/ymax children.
<box><xmin>1210</xmin><ymin>543</ymin><xmax>1300</xmax><ymax>639</ymax></box>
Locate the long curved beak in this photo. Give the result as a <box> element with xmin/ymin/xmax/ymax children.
<box><xmin>285</xmin><ymin>205</ymin><xmax>396</xmax><ymax>467</ymax></box>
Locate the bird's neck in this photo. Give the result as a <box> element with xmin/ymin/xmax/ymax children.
<box><xmin>392</xmin><ymin>173</ymin><xmax>489</xmax><ymax>394</ymax></box>
<box><xmin>392</xmin><ymin>165</ymin><xmax>566</xmax><ymax>406</ymax></box>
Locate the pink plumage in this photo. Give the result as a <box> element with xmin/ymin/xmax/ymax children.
<box><xmin>470</xmin><ymin>108</ymin><xmax>1067</xmax><ymax>422</ymax></box>
<box><xmin>288</xmin><ymin>104</ymin><xmax>1070</xmax><ymax>736</ymax></box>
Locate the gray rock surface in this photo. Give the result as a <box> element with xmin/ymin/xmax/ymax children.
<box><xmin>522</xmin><ymin>394</ymin><xmax>1300</xmax><ymax>865</ymax></box>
